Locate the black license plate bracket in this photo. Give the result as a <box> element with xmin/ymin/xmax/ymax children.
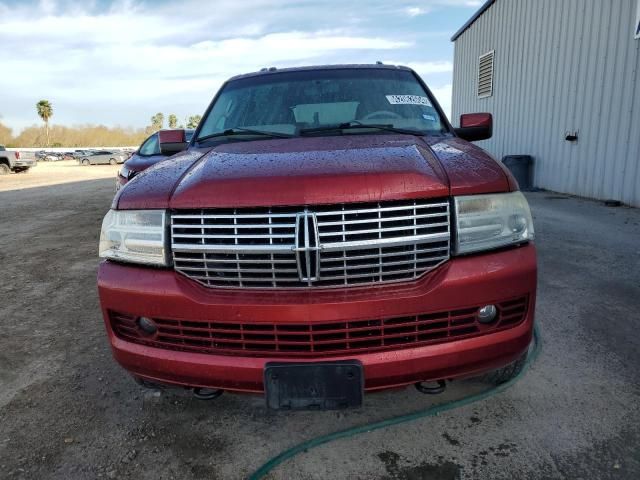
<box><xmin>264</xmin><ymin>360</ymin><xmax>364</xmax><ymax>410</ymax></box>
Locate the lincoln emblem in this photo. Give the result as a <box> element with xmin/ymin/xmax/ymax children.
<box><xmin>293</xmin><ymin>211</ymin><xmax>321</xmax><ymax>283</ymax></box>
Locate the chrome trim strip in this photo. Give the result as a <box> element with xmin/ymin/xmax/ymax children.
<box><xmin>321</xmin><ymin>232</ymin><xmax>450</xmax><ymax>252</ymax></box>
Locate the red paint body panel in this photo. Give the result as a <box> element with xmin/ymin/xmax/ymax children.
<box><xmin>98</xmin><ymin>244</ymin><xmax>536</xmax><ymax>393</ymax></box>
<box><xmin>170</xmin><ymin>136</ymin><xmax>448</xmax><ymax>208</ymax></box>
<box><xmin>114</xmin><ymin>134</ymin><xmax>510</xmax><ymax>210</ymax></box>
<box><xmin>124</xmin><ymin>155</ymin><xmax>165</xmax><ymax>174</ymax></box>
<box><xmin>112</xmin><ymin>149</ymin><xmax>207</xmax><ymax>210</ymax></box>
<box><xmin>424</xmin><ymin>137</ymin><xmax>510</xmax><ymax>196</ymax></box>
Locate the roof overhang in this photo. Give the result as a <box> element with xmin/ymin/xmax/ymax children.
<box><xmin>451</xmin><ymin>0</ymin><xmax>496</xmax><ymax>42</ymax></box>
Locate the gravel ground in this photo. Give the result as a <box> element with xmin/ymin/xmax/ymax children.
<box><xmin>0</xmin><ymin>160</ymin><xmax>119</xmax><ymax>192</ymax></box>
<box><xmin>0</xmin><ymin>163</ymin><xmax>639</xmax><ymax>479</ymax></box>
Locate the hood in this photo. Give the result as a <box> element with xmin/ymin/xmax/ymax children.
<box><xmin>424</xmin><ymin>136</ymin><xmax>513</xmax><ymax>195</ymax></box>
<box><xmin>124</xmin><ymin>153</ymin><xmax>163</xmax><ymax>172</ymax></box>
<box><xmin>115</xmin><ymin>134</ymin><xmax>511</xmax><ymax>210</ymax></box>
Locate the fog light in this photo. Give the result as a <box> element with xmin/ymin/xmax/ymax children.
<box><xmin>478</xmin><ymin>305</ymin><xmax>497</xmax><ymax>324</ymax></box>
<box><xmin>137</xmin><ymin>316</ymin><xmax>157</xmax><ymax>335</ymax></box>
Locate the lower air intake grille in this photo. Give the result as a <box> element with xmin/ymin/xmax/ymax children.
<box><xmin>110</xmin><ymin>296</ymin><xmax>528</xmax><ymax>358</ymax></box>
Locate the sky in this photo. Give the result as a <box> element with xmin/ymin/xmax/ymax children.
<box><xmin>0</xmin><ymin>0</ymin><xmax>482</xmax><ymax>133</ymax></box>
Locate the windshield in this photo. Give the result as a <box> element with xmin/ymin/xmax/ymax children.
<box><xmin>196</xmin><ymin>68</ymin><xmax>446</xmax><ymax>141</ymax></box>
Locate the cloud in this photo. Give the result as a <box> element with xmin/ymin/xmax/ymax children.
<box><xmin>0</xmin><ymin>0</ymin><xmax>477</xmax><ymax>131</ymax></box>
<box><xmin>405</xmin><ymin>6</ymin><xmax>430</xmax><ymax>17</ymax></box>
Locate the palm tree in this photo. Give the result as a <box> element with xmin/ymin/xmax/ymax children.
<box><xmin>187</xmin><ymin>114</ymin><xmax>202</xmax><ymax>129</ymax></box>
<box><xmin>36</xmin><ymin>100</ymin><xmax>53</xmax><ymax>147</ymax></box>
<box><xmin>151</xmin><ymin>112</ymin><xmax>164</xmax><ymax>131</ymax></box>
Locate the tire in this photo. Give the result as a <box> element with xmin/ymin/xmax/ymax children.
<box><xmin>0</xmin><ymin>163</ymin><xmax>10</xmax><ymax>175</ymax></box>
<box><xmin>81</xmin><ymin>159</ymin><xmax>90</xmax><ymax>166</ymax></box>
<box><xmin>109</xmin><ymin>158</ymin><xmax>117</xmax><ymax>165</ymax></box>
<box><xmin>483</xmin><ymin>351</ymin><xmax>528</xmax><ymax>385</ymax></box>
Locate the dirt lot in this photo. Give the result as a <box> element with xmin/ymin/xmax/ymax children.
<box><xmin>0</xmin><ymin>160</ymin><xmax>119</xmax><ymax>192</ymax></box>
<box><xmin>1</xmin><ymin>162</ymin><xmax>639</xmax><ymax>479</ymax></box>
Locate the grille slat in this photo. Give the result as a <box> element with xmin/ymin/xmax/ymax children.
<box><xmin>174</xmin><ymin>223</ymin><xmax>296</xmax><ymax>229</ymax></box>
<box><xmin>179</xmin><ymin>266</ymin><xmax>299</xmax><ymax>274</ymax></box>
<box><xmin>317</xmin><ymin>222</ymin><xmax>449</xmax><ymax>238</ymax></box>
<box><xmin>318</xmin><ymin>212</ymin><xmax>447</xmax><ymax>226</ymax></box>
<box><xmin>172</xmin><ymin>199</ymin><xmax>450</xmax><ymax>289</ymax></box>
<box><xmin>175</xmin><ymin>257</ymin><xmax>296</xmax><ymax>264</ymax></box>
<box><xmin>174</xmin><ymin>213</ymin><xmax>298</xmax><ymax>220</ymax></box>
<box><xmin>314</xmin><ymin>202</ymin><xmax>449</xmax><ymax>216</ymax></box>
<box><xmin>173</xmin><ymin>233</ymin><xmax>295</xmax><ymax>240</ymax></box>
<box><xmin>320</xmin><ymin>256</ymin><xmax>449</xmax><ymax>272</ymax></box>
<box><xmin>109</xmin><ymin>296</ymin><xmax>528</xmax><ymax>358</ymax></box>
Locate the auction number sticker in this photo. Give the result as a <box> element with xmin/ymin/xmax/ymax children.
<box><xmin>386</xmin><ymin>95</ymin><xmax>432</xmax><ymax>106</ymax></box>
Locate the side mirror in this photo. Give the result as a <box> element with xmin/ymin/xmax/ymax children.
<box><xmin>159</xmin><ymin>129</ymin><xmax>188</xmax><ymax>155</ymax></box>
<box><xmin>454</xmin><ymin>113</ymin><xmax>493</xmax><ymax>141</ymax></box>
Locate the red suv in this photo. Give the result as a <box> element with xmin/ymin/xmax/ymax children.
<box><xmin>98</xmin><ymin>65</ymin><xmax>536</xmax><ymax>409</ymax></box>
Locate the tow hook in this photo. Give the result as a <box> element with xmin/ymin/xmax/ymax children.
<box><xmin>193</xmin><ymin>387</ymin><xmax>224</xmax><ymax>400</ymax></box>
<box><xmin>414</xmin><ymin>380</ymin><xmax>446</xmax><ymax>395</ymax></box>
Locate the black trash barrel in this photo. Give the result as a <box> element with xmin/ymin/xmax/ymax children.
<box><xmin>502</xmin><ymin>155</ymin><xmax>533</xmax><ymax>191</ymax></box>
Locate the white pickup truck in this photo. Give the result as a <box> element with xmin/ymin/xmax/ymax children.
<box><xmin>0</xmin><ymin>146</ymin><xmax>37</xmax><ymax>174</ymax></box>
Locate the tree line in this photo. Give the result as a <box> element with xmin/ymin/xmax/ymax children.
<box><xmin>0</xmin><ymin>100</ymin><xmax>202</xmax><ymax>148</ymax></box>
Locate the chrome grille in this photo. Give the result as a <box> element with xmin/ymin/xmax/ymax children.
<box><xmin>171</xmin><ymin>199</ymin><xmax>450</xmax><ymax>288</ymax></box>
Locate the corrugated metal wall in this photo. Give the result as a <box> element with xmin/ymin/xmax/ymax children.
<box><xmin>452</xmin><ymin>0</ymin><xmax>640</xmax><ymax>206</ymax></box>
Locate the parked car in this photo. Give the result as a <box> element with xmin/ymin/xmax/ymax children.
<box><xmin>79</xmin><ymin>150</ymin><xmax>127</xmax><ymax>166</ymax></box>
<box><xmin>35</xmin><ymin>151</ymin><xmax>64</xmax><ymax>161</ymax></box>
<box><xmin>115</xmin><ymin>130</ymin><xmax>195</xmax><ymax>191</ymax></box>
<box><xmin>72</xmin><ymin>150</ymin><xmax>92</xmax><ymax>159</ymax></box>
<box><xmin>98</xmin><ymin>64</ymin><xmax>536</xmax><ymax>409</ymax></box>
<box><xmin>0</xmin><ymin>146</ymin><xmax>37</xmax><ymax>174</ymax></box>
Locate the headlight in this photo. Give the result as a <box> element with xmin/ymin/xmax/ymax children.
<box><xmin>454</xmin><ymin>192</ymin><xmax>534</xmax><ymax>255</ymax></box>
<box><xmin>119</xmin><ymin>165</ymin><xmax>130</xmax><ymax>178</ymax></box>
<box><xmin>99</xmin><ymin>209</ymin><xmax>168</xmax><ymax>266</ymax></box>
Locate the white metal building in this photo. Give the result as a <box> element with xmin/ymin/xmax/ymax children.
<box><xmin>451</xmin><ymin>0</ymin><xmax>640</xmax><ymax>206</ymax></box>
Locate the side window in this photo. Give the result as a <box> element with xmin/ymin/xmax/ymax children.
<box><xmin>139</xmin><ymin>134</ymin><xmax>160</xmax><ymax>156</ymax></box>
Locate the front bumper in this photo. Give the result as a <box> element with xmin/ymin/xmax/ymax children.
<box><xmin>98</xmin><ymin>244</ymin><xmax>536</xmax><ymax>393</ymax></box>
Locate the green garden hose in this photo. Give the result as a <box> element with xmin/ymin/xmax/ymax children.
<box><xmin>248</xmin><ymin>324</ymin><xmax>541</xmax><ymax>480</ymax></box>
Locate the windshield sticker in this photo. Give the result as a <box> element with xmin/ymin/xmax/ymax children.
<box><xmin>422</xmin><ymin>114</ymin><xmax>436</xmax><ymax>121</ymax></box>
<box><xmin>386</xmin><ymin>95</ymin><xmax>432</xmax><ymax>106</ymax></box>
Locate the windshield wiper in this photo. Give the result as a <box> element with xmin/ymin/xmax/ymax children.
<box><xmin>197</xmin><ymin>127</ymin><xmax>294</xmax><ymax>142</ymax></box>
<box><xmin>299</xmin><ymin>121</ymin><xmax>427</xmax><ymax>137</ymax></box>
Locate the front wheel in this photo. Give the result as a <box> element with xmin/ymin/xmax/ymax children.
<box><xmin>81</xmin><ymin>159</ymin><xmax>90</xmax><ymax>166</ymax></box>
<box><xmin>483</xmin><ymin>351</ymin><xmax>528</xmax><ymax>385</ymax></box>
<box><xmin>0</xmin><ymin>163</ymin><xmax>10</xmax><ymax>175</ymax></box>
<box><xmin>109</xmin><ymin>158</ymin><xmax>117</xmax><ymax>165</ymax></box>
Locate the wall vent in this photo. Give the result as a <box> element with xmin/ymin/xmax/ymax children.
<box><xmin>477</xmin><ymin>50</ymin><xmax>494</xmax><ymax>98</ymax></box>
